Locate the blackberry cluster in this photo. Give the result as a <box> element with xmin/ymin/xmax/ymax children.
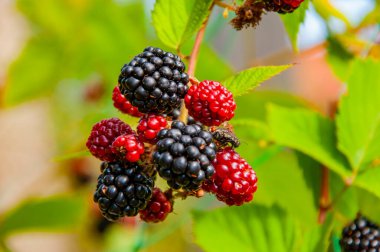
<box><xmin>263</xmin><ymin>0</ymin><xmax>304</xmax><ymax>14</ymax></box>
<box><xmin>94</xmin><ymin>162</ymin><xmax>154</xmax><ymax>221</ymax></box>
<box><xmin>87</xmin><ymin>46</ymin><xmax>257</xmax><ymax>225</ymax></box>
<box><xmin>153</xmin><ymin>121</ymin><xmax>216</xmax><ymax>190</ymax></box>
<box><xmin>340</xmin><ymin>216</ymin><xmax>380</xmax><ymax>252</ymax></box>
<box><xmin>118</xmin><ymin>47</ymin><xmax>189</xmax><ymax>114</ymax></box>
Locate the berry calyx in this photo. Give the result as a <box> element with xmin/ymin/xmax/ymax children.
<box><xmin>153</xmin><ymin>121</ymin><xmax>216</xmax><ymax>190</ymax></box>
<box><xmin>86</xmin><ymin>118</ymin><xmax>133</xmax><ymax>162</ymax></box>
<box><xmin>139</xmin><ymin>188</ymin><xmax>173</xmax><ymax>223</ymax></box>
<box><xmin>118</xmin><ymin>47</ymin><xmax>189</xmax><ymax>114</ymax></box>
<box><xmin>112</xmin><ymin>134</ymin><xmax>145</xmax><ymax>162</ymax></box>
<box><xmin>112</xmin><ymin>86</ymin><xmax>143</xmax><ymax>117</ymax></box>
<box><xmin>202</xmin><ymin>147</ymin><xmax>257</xmax><ymax>206</ymax></box>
<box><xmin>93</xmin><ymin>162</ymin><xmax>154</xmax><ymax>221</ymax></box>
<box><xmin>340</xmin><ymin>216</ymin><xmax>380</xmax><ymax>252</ymax></box>
<box><xmin>137</xmin><ymin>114</ymin><xmax>168</xmax><ymax>144</ymax></box>
<box><xmin>185</xmin><ymin>80</ymin><xmax>236</xmax><ymax>126</ymax></box>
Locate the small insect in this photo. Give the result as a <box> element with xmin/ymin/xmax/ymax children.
<box><xmin>211</xmin><ymin>128</ymin><xmax>240</xmax><ymax>148</ymax></box>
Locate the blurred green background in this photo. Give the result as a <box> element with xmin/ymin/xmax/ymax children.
<box><xmin>0</xmin><ymin>0</ymin><xmax>379</xmax><ymax>251</ymax></box>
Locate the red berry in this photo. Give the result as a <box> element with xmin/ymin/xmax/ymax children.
<box><xmin>86</xmin><ymin>118</ymin><xmax>133</xmax><ymax>162</ymax></box>
<box><xmin>139</xmin><ymin>188</ymin><xmax>173</xmax><ymax>223</ymax></box>
<box><xmin>137</xmin><ymin>114</ymin><xmax>168</xmax><ymax>144</ymax></box>
<box><xmin>264</xmin><ymin>0</ymin><xmax>304</xmax><ymax>13</ymax></box>
<box><xmin>202</xmin><ymin>147</ymin><xmax>257</xmax><ymax>206</ymax></box>
<box><xmin>185</xmin><ymin>80</ymin><xmax>236</xmax><ymax>126</ymax></box>
<box><xmin>112</xmin><ymin>86</ymin><xmax>143</xmax><ymax>117</ymax></box>
<box><xmin>112</xmin><ymin>134</ymin><xmax>145</xmax><ymax>162</ymax></box>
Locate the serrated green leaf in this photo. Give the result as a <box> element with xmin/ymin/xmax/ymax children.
<box><xmin>281</xmin><ymin>0</ymin><xmax>310</xmax><ymax>51</ymax></box>
<box><xmin>0</xmin><ymin>195</ymin><xmax>86</xmax><ymax>237</ymax></box>
<box><xmin>152</xmin><ymin>0</ymin><xmax>213</xmax><ymax>49</ymax></box>
<box><xmin>193</xmin><ymin>205</ymin><xmax>300</xmax><ymax>252</ymax></box>
<box><xmin>355</xmin><ymin>187</ymin><xmax>380</xmax><ymax>225</ymax></box>
<box><xmin>223</xmin><ymin>65</ymin><xmax>291</xmax><ymax>97</ymax></box>
<box><xmin>300</xmin><ymin>215</ymin><xmax>333</xmax><ymax>252</ymax></box>
<box><xmin>268</xmin><ymin>105</ymin><xmax>351</xmax><ymax>178</ymax></box>
<box><xmin>336</xmin><ymin>59</ymin><xmax>380</xmax><ymax>171</ymax></box>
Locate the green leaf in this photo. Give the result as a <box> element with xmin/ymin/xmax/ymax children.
<box><xmin>326</xmin><ymin>36</ymin><xmax>354</xmax><ymax>81</ymax></box>
<box><xmin>232</xmin><ymin>118</ymin><xmax>271</xmax><ymax>140</ymax></box>
<box><xmin>300</xmin><ymin>215</ymin><xmax>333</xmax><ymax>252</ymax></box>
<box><xmin>281</xmin><ymin>0</ymin><xmax>310</xmax><ymax>51</ymax></box>
<box><xmin>313</xmin><ymin>0</ymin><xmax>351</xmax><ymax>28</ymax></box>
<box><xmin>336</xmin><ymin>59</ymin><xmax>380</xmax><ymax>170</ymax></box>
<box><xmin>152</xmin><ymin>0</ymin><xmax>213</xmax><ymax>49</ymax></box>
<box><xmin>193</xmin><ymin>204</ymin><xmax>300</xmax><ymax>252</ymax></box>
<box><xmin>353</xmin><ymin>167</ymin><xmax>380</xmax><ymax>199</ymax></box>
<box><xmin>0</xmin><ymin>195</ymin><xmax>86</xmax><ymax>237</ymax></box>
<box><xmin>223</xmin><ymin>65</ymin><xmax>292</xmax><ymax>97</ymax></box>
<box><xmin>268</xmin><ymin>105</ymin><xmax>351</xmax><ymax>178</ymax></box>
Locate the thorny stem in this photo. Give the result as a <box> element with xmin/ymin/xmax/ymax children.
<box><xmin>214</xmin><ymin>0</ymin><xmax>236</xmax><ymax>11</ymax></box>
<box><xmin>178</xmin><ymin>4</ymin><xmax>214</xmax><ymax>123</ymax></box>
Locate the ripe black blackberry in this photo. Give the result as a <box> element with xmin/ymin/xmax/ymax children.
<box><xmin>93</xmin><ymin>162</ymin><xmax>154</xmax><ymax>221</ymax></box>
<box><xmin>340</xmin><ymin>216</ymin><xmax>380</xmax><ymax>252</ymax></box>
<box><xmin>263</xmin><ymin>0</ymin><xmax>304</xmax><ymax>14</ymax></box>
<box><xmin>153</xmin><ymin>121</ymin><xmax>216</xmax><ymax>190</ymax></box>
<box><xmin>118</xmin><ymin>47</ymin><xmax>189</xmax><ymax>114</ymax></box>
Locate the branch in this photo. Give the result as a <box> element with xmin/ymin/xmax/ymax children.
<box><xmin>178</xmin><ymin>4</ymin><xmax>214</xmax><ymax>123</ymax></box>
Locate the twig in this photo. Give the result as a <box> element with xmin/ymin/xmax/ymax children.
<box><xmin>178</xmin><ymin>4</ymin><xmax>214</xmax><ymax>123</ymax></box>
<box><xmin>318</xmin><ymin>165</ymin><xmax>330</xmax><ymax>224</ymax></box>
<box><xmin>214</xmin><ymin>0</ymin><xmax>236</xmax><ymax>11</ymax></box>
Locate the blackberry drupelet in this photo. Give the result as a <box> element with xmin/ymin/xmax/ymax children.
<box><xmin>118</xmin><ymin>47</ymin><xmax>189</xmax><ymax>114</ymax></box>
<box><xmin>93</xmin><ymin>162</ymin><xmax>154</xmax><ymax>221</ymax></box>
<box><xmin>340</xmin><ymin>216</ymin><xmax>380</xmax><ymax>252</ymax></box>
<box><xmin>153</xmin><ymin>121</ymin><xmax>216</xmax><ymax>190</ymax></box>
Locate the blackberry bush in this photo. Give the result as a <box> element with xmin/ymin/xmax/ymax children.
<box><xmin>93</xmin><ymin>162</ymin><xmax>154</xmax><ymax>221</ymax></box>
<box><xmin>153</xmin><ymin>121</ymin><xmax>216</xmax><ymax>190</ymax></box>
<box><xmin>118</xmin><ymin>47</ymin><xmax>189</xmax><ymax>114</ymax></box>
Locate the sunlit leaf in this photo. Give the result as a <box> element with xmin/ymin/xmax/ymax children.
<box><xmin>152</xmin><ymin>0</ymin><xmax>213</xmax><ymax>49</ymax></box>
<box><xmin>223</xmin><ymin>65</ymin><xmax>292</xmax><ymax>97</ymax></box>
<box><xmin>268</xmin><ymin>105</ymin><xmax>351</xmax><ymax>178</ymax></box>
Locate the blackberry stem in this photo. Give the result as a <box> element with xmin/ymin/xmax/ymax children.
<box><xmin>179</xmin><ymin>3</ymin><xmax>214</xmax><ymax>123</ymax></box>
<box><xmin>215</xmin><ymin>0</ymin><xmax>236</xmax><ymax>11</ymax></box>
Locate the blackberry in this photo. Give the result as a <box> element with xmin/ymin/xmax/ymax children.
<box><xmin>340</xmin><ymin>216</ymin><xmax>380</xmax><ymax>252</ymax></box>
<box><xmin>168</xmin><ymin>107</ymin><xmax>202</xmax><ymax>126</ymax></box>
<box><xmin>137</xmin><ymin>114</ymin><xmax>168</xmax><ymax>144</ymax></box>
<box><xmin>139</xmin><ymin>188</ymin><xmax>173</xmax><ymax>223</ymax></box>
<box><xmin>263</xmin><ymin>0</ymin><xmax>305</xmax><ymax>14</ymax></box>
<box><xmin>118</xmin><ymin>47</ymin><xmax>189</xmax><ymax>114</ymax></box>
<box><xmin>112</xmin><ymin>86</ymin><xmax>143</xmax><ymax>117</ymax></box>
<box><xmin>93</xmin><ymin>162</ymin><xmax>154</xmax><ymax>221</ymax></box>
<box><xmin>153</xmin><ymin>121</ymin><xmax>216</xmax><ymax>190</ymax></box>
<box><xmin>86</xmin><ymin>118</ymin><xmax>133</xmax><ymax>162</ymax></box>
<box><xmin>185</xmin><ymin>80</ymin><xmax>236</xmax><ymax>126</ymax></box>
<box><xmin>112</xmin><ymin>134</ymin><xmax>145</xmax><ymax>162</ymax></box>
<box><xmin>202</xmin><ymin>147</ymin><xmax>258</xmax><ymax>206</ymax></box>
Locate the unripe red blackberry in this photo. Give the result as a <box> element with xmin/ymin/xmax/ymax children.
<box><xmin>153</xmin><ymin>121</ymin><xmax>216</xmax><ymax>190</ymax></box>
<box><xmin>86</xmin><ymin>118</ymin><xmax>133</xmax><ymax>162</ymax></box>
<box><xmin>137</xmin><ymin>114</ymin><xmax>168</xmax><ymax>144</ymax></box>
<box><xmin>202</xmin><ymin>147</ymin><xmax>257</xmax><ymax>206</ymax></box>
<box><xmin>139</xmin><ymin>188</ymin><xmax>173</xmax><ymax>223</ymax></box>
<box><xmin>118</xmin><ymin>47</ymin><xmax>189</xmax><ymax>114</ymax></box>
<box><xmin>185</xmin><ymin>80</ymin><xmax>236</xmax><ymax>126</ymax></box>
<box><xmin>112</xmin><ymin>86</ymin><xmax>143</xmax><ymax>117</ymax></box>
<box><xmin>264</xmin><ymin>0</ymin><xmax>305</xmax><ymax>14</ymax></box>
<box><xmin>111</xmin><ymin>134</ymin><xmax>145</xmax><ymax>162</ymax></box>
<box><xmin>93</xmin><ymin>162</ymin><xmax>154</xmax><ymax>221</ymax></box>
<box><xmin>340</xmin><ymin>216</ymin><xmax>380</xmax><ymax>252</ymax></box>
